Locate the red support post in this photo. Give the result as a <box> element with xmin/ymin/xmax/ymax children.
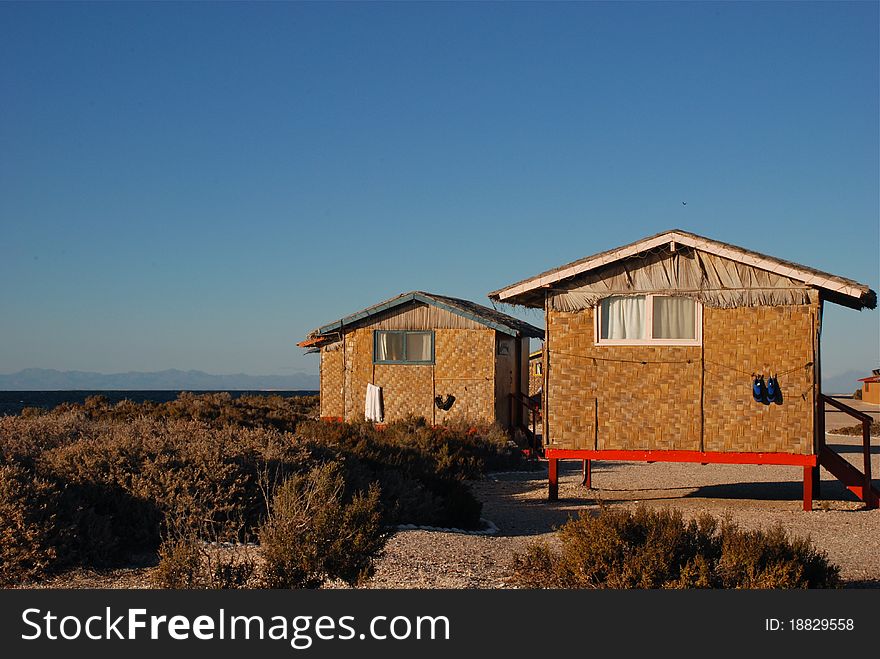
<box><xmin>803</xmin><ymin>466</ymin><xmax>813</xmax><ymax>512</ymax></box>
<box><xmin>548</xmin><ymin>458</ymin><xmax>558</xmax><ymax>501</ymax></box>
<box><xmin>863</xmin><ymin>419</ymin><xmax>872</xmax><ymax>502</ymax></box>
<box><xmin>581</xmin><ymin>459</ymin><xmax>592</xmax><ymax>489</ymax></box>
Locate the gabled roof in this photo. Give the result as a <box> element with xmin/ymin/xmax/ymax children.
<box><xmin>298</xmin><ymin>291</ymin><xmax>544</xmax><ymax>347</ymax></box>
<box><xmin>488</xmin><ymin>229</ymin><xmax>877</xmax><ymax>311</ymax></box>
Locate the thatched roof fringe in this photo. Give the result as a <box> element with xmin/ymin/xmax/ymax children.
<box><xmin>488</xmin><ymin>229</ymin><xmax>876</xmax><ymax>311</ymax></box>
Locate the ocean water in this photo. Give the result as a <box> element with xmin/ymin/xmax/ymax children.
<box><xmin>0</xmin><ymin>390</ymin><xmax>317</xmax><ymax>417</ymax></box>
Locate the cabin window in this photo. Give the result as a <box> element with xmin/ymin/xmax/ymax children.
<box><xmin>652</xmin><ymin>295</ymin><xmax>696</xmax><ymax>340</ymax></box>
<box><xmin>599</xmin><ymin>296</ymin><xmax>645</xmax><ymax>340</ymax></box>
<box><xmin>373</xmin><ymin>330</ymin><xmax>435</xmax><ymax>364</ymax></box>
<box><xmin>597</xmin><ymin>295</ymin><xmax>701</xmax><ymax>345</ymax></box>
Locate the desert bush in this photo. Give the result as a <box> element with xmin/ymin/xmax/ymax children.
<box><xmin>295</xmin><ymin>416</ymin><xmax>524</xmax><ymax>528</ymax></box>
<box><xmin>513</xmin><ymin>506</ymin><xmax>839</xmax><ymax>589</ymax></box>
<box><xmin>38</xmin><ymin>418</ymin><xmax>311</xmax><ymax>548</ymax></box>
<box><xmin>834</xmin><ymin>419</ymin><xmax>879</xmax><ymax>437</ymax></box>
<box><xmin>152</xmin><ymin>520</ymin><xmax>257</xmax><ymax>590</ymax></box>
<box><xmin>0</xmin><ymin>464</ymin><xmax>71</xmax><ymax>585</ymax></box>
<box><xmin>0</xmin><ymin>397</ymin><xmax>502</xmax><ymax>584</ymax></box>
<box><xmin>152</xmin><ymin>536</ymin><xmax>203</xmax><ymax>589</ymax></box>
<box><xmin>0</xmin><ymin>410</ymin><xmax>90</xmax><ymax>464</ymax></box>
<box><xmin>718</xmin><ymin>522</ymin><xmax>839</xmax><ymax>588</ymax></box>
<box><xmin>62</xmin><ymin>392</ymin><xmax>320</xmax><ymax>432</ymax></box>
<box><xmin>153</xmin><ymin>540</ymin><xmax>257</xmax><ymax>589</ymax></box>
<box><xmin>258</xmin><ymin>462</ymin><xmax>387</xmax><ymax>589</ymax></box>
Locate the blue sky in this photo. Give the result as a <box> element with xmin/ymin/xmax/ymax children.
<box><xmin>1</xmin><ymin>1</ymin><xmax>877</xmax><ymax>380</ymax></box>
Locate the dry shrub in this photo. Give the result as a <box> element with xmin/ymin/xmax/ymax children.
<box><xmin>152</xmin><ymin>521</ymin><xmax>257</xmax><ymax>590</ymax></box>
<box><xmin>37</xmin><ymin>418</ymin><xmax>310</xmax><ymax>549</ymax></box>
<box><xmin>258</xmin><ymin>463</ymin><xmax>387</xmax><ymax>589</ymax></box>
<box><xmin>61</xmin><ymin>392</ymin><xmax>319</xmax><ymax>432</ymax></box>
<box><xmin>513</xmin><ymin>506</ymin><xmax>839</xmax><ymax>589</ymax></box>
<box><xmin>0</xmin><ymin>394</ymin><xmax>505</xmax><ymax>585</ymax></box>
<box><xmin>0</xmin><ymin>464</ymin><xmax>69</xmax><ymax>585</ymax></box>
<box><xmin>835</xmin><ymin>419</ymin><xmax>879</xmax><ymax>437</ymax></box>
<box><xmin>0</xmin><ymin>410</ymin><xmax>90</xmax><ymax>463</ymax></box>
<box><xmin>718</xmin><ymin>523</ymin><xmax>839</xmax><ymax>588</ymax></box>
<box><xmin>296</xmin><ymin>416</ymin><xmax>523</xmax><ymax>528</ymax></box>
<box><xmin>152</xmin><ymin>537</ymin><xmax>203</xmax><ymax>589</ymax></box>
<box><xmin>0</xmin><ymin>463</ymin><xmax>115</xmax><ymax>585</ymax></box>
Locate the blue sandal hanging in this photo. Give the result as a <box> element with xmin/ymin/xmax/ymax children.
<box><xmin>752</xmin><ymin>375</ymin><xmax>767</xmax><ymax>403</ymax></box>
<box><xmin>766</xmin><ymin>374</ymin><xmax>781</xmax><ymax>404</ymax></box>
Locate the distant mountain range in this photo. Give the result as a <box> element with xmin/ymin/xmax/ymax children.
<box><xmin>0</xmin><ymin>368</ymin><xmax>319</xmax><ymax>391</ymax></box>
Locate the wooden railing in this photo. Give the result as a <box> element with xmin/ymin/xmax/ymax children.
<box><xmin>819</xmin><ymin>394</ymin><xmax>877</xmax><ymax>508</ymax></box>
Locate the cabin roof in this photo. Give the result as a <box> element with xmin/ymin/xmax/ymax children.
<box><xmin>488</xmin><ymin>229</ymin><xmax>876</xmax><ymax>311</ymax></box>
<box><xmin>298</xmin><ymin>291</ymin><xmax>544</xmax><ymax>347</ymax></box>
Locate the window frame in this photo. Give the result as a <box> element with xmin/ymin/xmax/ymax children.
<box><xmin>372</xmin><ymin>330</ymin><xmax>436</xmax><ymax>365</ymax></box>
<box><xmin>594</xmin><ymin>294</ymin><xmax>702</xmax><ymax>346</ymax></box>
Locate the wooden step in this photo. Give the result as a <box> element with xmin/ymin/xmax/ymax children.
<box><xmin>819</xmin><ymin>447</ymin><xmax>879</xmax><ymax>508</ymax></box>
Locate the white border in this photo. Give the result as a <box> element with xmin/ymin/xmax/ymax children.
<box><xmin>594</xmin><ymin>294</ymin><xmax>703</xmax><ymax>346</ymax></box>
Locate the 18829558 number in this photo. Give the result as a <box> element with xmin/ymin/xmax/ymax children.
<box><xmin>790</xmin><ymin>619</ymin><xmax>853</xmax><ymax>631</ymax></box>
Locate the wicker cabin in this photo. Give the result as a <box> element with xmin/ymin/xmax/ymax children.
<box><xmin>298</xmin><ymin>291</ymin><xmax>544</xmax><ymax>429</ymax></box>
<box><xmin>528</xmin><ymin>349</ymin><xmax>544</xmax><ymax>397</ymax></box>
<box><xmin>489</xmin><ymin>229</ymin><xmax>878</xmax><ymax>510</ymax></box>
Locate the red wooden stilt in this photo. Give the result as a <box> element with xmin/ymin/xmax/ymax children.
<box><xmin>803</xmin><ymin>466</ymin><xmax>813</xmax><ymax>512</ymax></box>
<box><xmin>581</xmin><ymin>459</ymin><xmax>592</xmax><ymax>489</ymax></box>
<box><xmin>548</xmin><ymin>458</ymin><xmax>558</xmax><ymax>501</ymax></box>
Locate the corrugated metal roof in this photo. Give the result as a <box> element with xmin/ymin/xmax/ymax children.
<box><xmin>300</xmin><ymin>291</ymin><xmax>544</xmax><ymax>346</ymax></box>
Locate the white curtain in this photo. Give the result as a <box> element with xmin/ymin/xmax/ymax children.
<box><xmin>377</xmin><ymin>332</ymin><xmax>404</xmax><ymax>361</ymax></box>
<box><xmin>652</xmin><ymin>296</ymin><xmax>696</xmax><ymax>339</ymax></box>
<box><xmin>600</xmin><ymin>296</ymin><xmax>645</xmax><ymax>339</ymax></box>
<box><xmin>406</xmin><ymin>333</ymin><xmax>432</xmax><ymax>361</ymax></box>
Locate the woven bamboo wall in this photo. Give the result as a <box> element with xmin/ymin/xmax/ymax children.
<box><xmin>319</xmin><ymin>341</ymin><xmax>344</xmax><ymax>418</ymax></box>
<box><xmin>343</xmin><ymin>328</ymin><xmax>373</xmax><ymax>420</ymax></box>
<box><xmin>546</xmin><ymin>308</ymin><xmax>701</xmax><ymax>450</ymax></box>
<box><xmin>546</xmin><ymin>302</ymin><xmax>817</xmax><ymax>454</ymax></box>
<box><xmin>545</xmin><ymin>310</ymin><xmax>592</xmax><ymax>448</ymax></box>
<box><xmin>702</xmin><ymin>304</ymin><xmax>815</xmax><ymax>454</ymax></box>
<box><xmin>373</xmin><ymin>363</ymin><xmax>434</xmax><ymax>420</ymax></box>
<box><xmin>435</xmin><ymin>329</ymin><xmax>495</xmax><ymax>424</ymax></box>
<box><xmin>339</xmin><ymin>324</ymin><xmax>498</xmax><ymax>424</ymax></box>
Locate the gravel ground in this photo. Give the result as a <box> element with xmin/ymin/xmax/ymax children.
<box><xmin>17</xmin><ymin>402</ymin><xmax>880</xmax><ymax>589</ymax></box>
<box><xmin>368</xmin><ymin>399</ymin><xmax>880</xmax><ymax>589</ymax></box>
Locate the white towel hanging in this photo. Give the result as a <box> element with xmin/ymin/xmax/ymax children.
<box><xmin>365</xmin><ymin>383</ymin><xmax>384</xmax><ymax>422</ymax></box>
